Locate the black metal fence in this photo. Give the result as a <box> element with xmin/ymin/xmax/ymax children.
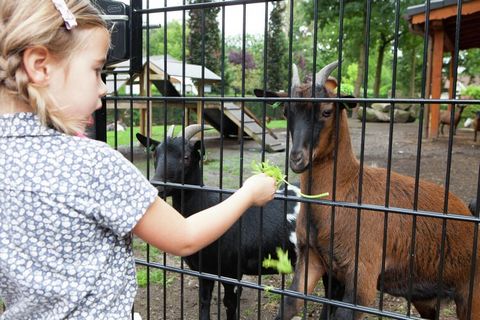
<box><xmin>3</xmin><ymin>0</ymin><xmax>479</xmax><ymax>319</ymax></box>
<box><xmin>103</xmin><ymin>0</ymin><xmax>480</xmax><ymax>319</ymax></box>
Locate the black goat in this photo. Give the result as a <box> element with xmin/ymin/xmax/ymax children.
<box><xmin>137</xmin><ymin>126</ymin><xmax>299</xmax><ymax>320</ymax></box>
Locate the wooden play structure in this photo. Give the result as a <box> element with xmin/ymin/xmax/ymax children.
<box><xmin>406</xmin><ymin>0</ymin><xmax>480</xmax><ymax>138</ymax></box>
<box><xmin>105</xmin><ymin>56</ymin><xmax>285</xmax><ymax>152</ymax></box>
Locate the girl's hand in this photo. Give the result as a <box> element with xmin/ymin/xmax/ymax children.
<box><xmin>241</xmin><ymin>173</ymin><xmax>276</xmax><ymax>207</ymax></box>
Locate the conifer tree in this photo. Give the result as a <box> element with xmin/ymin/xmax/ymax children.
<box><xmin>188</xmin><ymin>0</ymin><xmax>221</xmax><ymax>75</ymax></box>
<box><xmin>267</xmin><ymin>1</ymin><xmax>288</xmax><ymax>91</ymax></box>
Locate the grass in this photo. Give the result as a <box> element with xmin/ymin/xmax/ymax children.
<box><xmin>106</xmin><ymin>126</ymin><xmax>174</xmax><ymax>148</ymax></box>
<box><xmin>133</xmin><ymin>238</ymin><xmax>180</xmax><ymax>287</ymax></box>
<box><xmin>267</xmin><ymin>119</ymin><xmax>287</xmax><ymax>130</ymax></box>
<box><xmin>136</xmin><ymin>267</ymin><xmax>175</xmax><ymax>288</ymax></box>
<box><xmin>106</xmin><ymin>122</ymin><xmax>287</xmax><ymax>148</ymax></box>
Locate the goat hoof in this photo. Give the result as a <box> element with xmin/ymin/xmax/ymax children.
<box><xmin>334</xmin><ymin>308</ymin><xmax>356</xmax><ymax>320</ymax></box>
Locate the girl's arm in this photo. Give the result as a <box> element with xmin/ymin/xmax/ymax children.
<box><xmin>133</xmin><ymin>173</ymin><xmax>276</xmax><ymax>256</ymax></box>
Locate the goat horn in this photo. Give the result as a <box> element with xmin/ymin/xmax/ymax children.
<box><xmin>291</xmin><ymin>64</ymin><xmax>300</xmax><ymax>88</ymax></box>
<box><xmin>167</xmin><ymin>125</ymin><xmax>175</xmax><ymax>138</ymax></box>
<box><xmin>182</xmin><ymin>124</ymin><xmax>214</xmax><ymax>141</ymax></box>
<box><xmin>315</xmin><ymin>61</ymin><xmax>339</xmax><ymax>88</ymax></box>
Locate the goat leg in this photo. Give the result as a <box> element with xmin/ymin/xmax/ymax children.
<box><xmin>333</xmin><ymin>265</ymin><xmax>378</xmax><ymax>320</ymax></box>
<box><xmin>223</xmin><ymin>283</ymin><xmax>240</xmax><ymax>320</ymax></box>
<box><xmin>455</xmin><ymin>278</ymin><xmax>480</xmax><ymax>320</ymax></box>
<box><xmin>319</xmin><ymin>274</ymin><xmax>345</xmax><ymax>320</ymax></box>
<box><xmin>199</xmin><ymin>278</ymin><xmax>214</xmax><ymax>320</ymax></box>
<box><xmin>411</xmin><ymin>299</ymin><xmax>437</xmax><ymax>320</ymax></box>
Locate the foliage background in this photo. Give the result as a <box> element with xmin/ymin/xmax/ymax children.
<box><xmin>127</xmin><ymin>0</ymin><xmax>480</xmax><ymax>126</ymax></box>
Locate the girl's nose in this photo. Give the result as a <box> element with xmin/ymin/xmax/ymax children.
<box><xmin>99</xmin><ymin>80</ymin><xmax>107</xmax><ymax>97</ymax></box>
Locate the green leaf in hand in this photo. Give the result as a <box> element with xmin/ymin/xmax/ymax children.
<box><xmin>251</xmin><ymin>160</ymin><xmax>329</xmax><ymax>199</ymax></box>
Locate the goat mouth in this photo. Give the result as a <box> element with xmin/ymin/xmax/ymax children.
<box><xmin>155</xmin><ymin>186</ymin><xmax>172</xmax><ymax>198</ymax></box>
<box><xmin>290</xmin><ymin>159</ymin><xmax>309</xmax><ymax>173</ymax></box>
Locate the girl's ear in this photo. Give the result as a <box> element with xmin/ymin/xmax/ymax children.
<box><xmin>22</xmin><ymin>46</ymin><xmax>51</xmax><ymax>85</ymax></box>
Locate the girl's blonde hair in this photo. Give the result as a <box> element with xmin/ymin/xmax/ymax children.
<box><xmin>0</xmin><ymin>0</ymin><xmax>109</xmax><ymax>134</ymax></box>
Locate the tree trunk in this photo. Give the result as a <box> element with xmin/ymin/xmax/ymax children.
<box><xmin>354</xmin><ymin>41</ymin><xmax>366</xmax><ymax>98</ymax></box>
<box><xmin>409</xmin><ymin>47</ymin><xmax>417</xmax><ymax>98</ymax></box>
<box><xmin>373</xmin><ymin>36</ymin><xmax>387</xmax><ymax>97</ymax></box>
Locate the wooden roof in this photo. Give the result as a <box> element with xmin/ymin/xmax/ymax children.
<box><xmin>406</xmin><ymin>0</ymin><xmax>480</xmax><ymax>51</ymax></box>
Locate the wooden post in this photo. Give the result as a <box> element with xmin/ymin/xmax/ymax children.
<box><xmin>448</xmin><ymin>50</ymin><xmax>455</xmax><ymax>112</ymax></box>
<box><xmin>429</xmin><ymin>25</ymin><xmax>444</xmax><ymax>138</ymax></box>
<box><xmin>139</xmin><ymin>64</ymin><xmax>147</xmax><ymax>135</ymax></box>
<box><xmin>424</xmin><ymin>36</ymin><xmax>433</xmax><ymax>139</ymax></box>
<box><xmin>197</xmin><ymin>81</ymin><xmax>204</xmax><ymax>125</ymax></box>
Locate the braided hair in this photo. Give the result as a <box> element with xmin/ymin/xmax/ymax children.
<box><xmin>0</xmin><ymin>0</ymin><xmax>108</xmax><ymax>134</ymax></box>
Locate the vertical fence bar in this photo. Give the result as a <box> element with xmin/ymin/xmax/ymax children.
<box><xmin>407</xmin><ymin>0</ymin><xmax>431</xmax><ymax>316</ymax></box>
<box><xmin>435</xmin><ymin>0</ymin><xmax>464</xmax><ymax>318</ymax></box>
<box><xmin>217</xmin><ymin>1</ymin><xmax>226</xmax><ymax>319</ymax></box>
<box><xmin>180</xmin><ymin>2</ymin><xmax>187</xmax><ymax>318</ymax></box>
<box><xmin>144</xmin><ymin>3</ymin><xmax>152</xmax><ymax>320</ymax></box>
<box><xmin>378</xmin><ymin>0</ymin><xmax>401</xmax><ymax>315</ymax></box>
<box><xmin>328</xmin><ymin>0</ymin><xmax>345</xmax><ymax>317</ymax></box>
<box><xmin>353</xmin><ymin>0</ymin><xmax>372</xmax><ymax>315</ymax></box>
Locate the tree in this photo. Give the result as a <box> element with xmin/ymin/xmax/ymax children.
<box><xmin>146</xmin><ymin>21</ymin><xmax>187</xmax><ymax>60</ymax></box>
<box><xmin>459</xmin><ymin>48</ymin><xmax>480</xmax><ymax>79</ymax></box>
<box><xmin>187</xmin><ymin>0</ymin><xmax>221</xmax><ymax>75</ymax></box>
<box><xmin>224</xmin><ymin>35</ymin><xmax>264</xmax><ymax>96</ymax></box>
<box><xmin>266</xmin><ymin>1</ymin><xmax>288</xmax><ymax>91</ymax></box>
<box><xmin>294</xmin><ymin>0</ymin><xmax>425</xmax><ymax>98</ymax></box>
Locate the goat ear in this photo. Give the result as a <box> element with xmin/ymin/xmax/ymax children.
<box><xmin>136</xmin><ymin>133</ymin><xmax>160</xmax><ymax>151</ymax></box>
<box><xmin>338</xmin><ymin>95</ymin><xmax>357</xmax><ymax>110</ymax></box>
<box><xmin>325</xmin><ymin>77</ymin><xmax>338</xmax><ymax>92</ymax></box>
<box><xmin>253</xmin><ymin>88</ymin><xmax>288</xmax><ymax>106</ymax></box>
<box><xmin>192</xmin><ymin>140</ymin><xmax>206</xmax><ymax>157</ymax></box>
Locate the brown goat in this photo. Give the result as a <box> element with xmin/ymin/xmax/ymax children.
<box><xmin>439</xmin><ymin>104</ymin><xmax>467</xmax><ymax>136</ymax></box>
<box><xmin>474</xmin><ymin>111</ymin><xmax>480</xmax><ymax>142</ymax></box>
<box><xmin>255</xmin><ymin>62</ymin><xmax>479</xmax><ymax>320</ymax></box>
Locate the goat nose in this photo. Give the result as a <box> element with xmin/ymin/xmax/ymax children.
<box><xmin>290</xmin><ymin>150</ymin><xmax>303</xmax><ymax>163</ymax></box>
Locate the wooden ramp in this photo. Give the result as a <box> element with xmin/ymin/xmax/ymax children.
<box><xmin>204</xmin><ymin>102</ymin><xmax>285</xmax><ymax>153</ymax></box>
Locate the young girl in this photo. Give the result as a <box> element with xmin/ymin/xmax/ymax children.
<box><xmin>0</xmin><ymin>1</ymin><xmax>276</xmax><ymax>319</ymax></box>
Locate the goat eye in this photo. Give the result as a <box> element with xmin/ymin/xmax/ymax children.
<box><xmin>322</xmin><ymin>109</ymin><xmax>333</xmax><ymax>118</ymax></box>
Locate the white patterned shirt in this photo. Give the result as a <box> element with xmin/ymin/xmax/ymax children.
<box><xmin>0</xmin><ymin>113</ymin><xmax>158</xmax><ymax>319</ymax></box>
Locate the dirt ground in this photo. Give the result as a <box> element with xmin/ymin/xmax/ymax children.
<box><xmin>132</xmin><ymin>118</ymin><xmax>479</xmax><ymax>320</ymax></box>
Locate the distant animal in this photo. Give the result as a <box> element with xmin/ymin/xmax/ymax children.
<box><xmin>137</xmin><ymin>126</ymin><xmax>303</xmax><ymax>320</ymax></box>
<box><xmin>106</xmin><ymin>120</ymin><xmax>126</xmax><ymax>132</ymax></box>
<box><xmin>474</xmin><ymin>111</ymin><xmax>480</xmax><ymax>142</ymax></box>
<box><xmin>255</xmin><ymin>61</ymin><xmax>479</xmax><ymax>320</ymax></box>
<box><xmin>439</xmin><ymin>104</ymin><xmax>467</xmax><ymax>136</ymax></box>
<box><xmin>464</xmin><ymin>117</ymin><xmax>473</xmax><ymax>128</ymax></box>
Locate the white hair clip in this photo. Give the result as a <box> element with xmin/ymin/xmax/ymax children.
<box><xmin>52</xmin><ymin>0</ymin><xmax>77</xmax><ymax>30</ymax></box>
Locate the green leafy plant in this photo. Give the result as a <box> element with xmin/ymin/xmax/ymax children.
<box><xmin>271</xmin><ymin>102</ymin><xmax>283</xmax><ymax>110</ymax></box>
<box><xmin>251</xmin><ymin>160</ymin><xmax>329</xmax><ymax>199</ymax></box>
<box><xmin>262</xmin><ymin>247</ymin><xmax>293</xmax><ymax>274</ymax></box>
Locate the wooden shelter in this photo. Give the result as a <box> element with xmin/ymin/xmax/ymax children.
<box><xmin>105</xmin><ymin>55</ymin><xmax>220</xmax><ymax>132</ymax></box>
<box><xmin>105</xmin><ymin>56</ymin><xmax>285</xmax><ymax>152</ymax></box>
<box><xmin>406</xmin><ymin>0</ymin><xmax>480</xmax><ymax>138</ymax></box>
